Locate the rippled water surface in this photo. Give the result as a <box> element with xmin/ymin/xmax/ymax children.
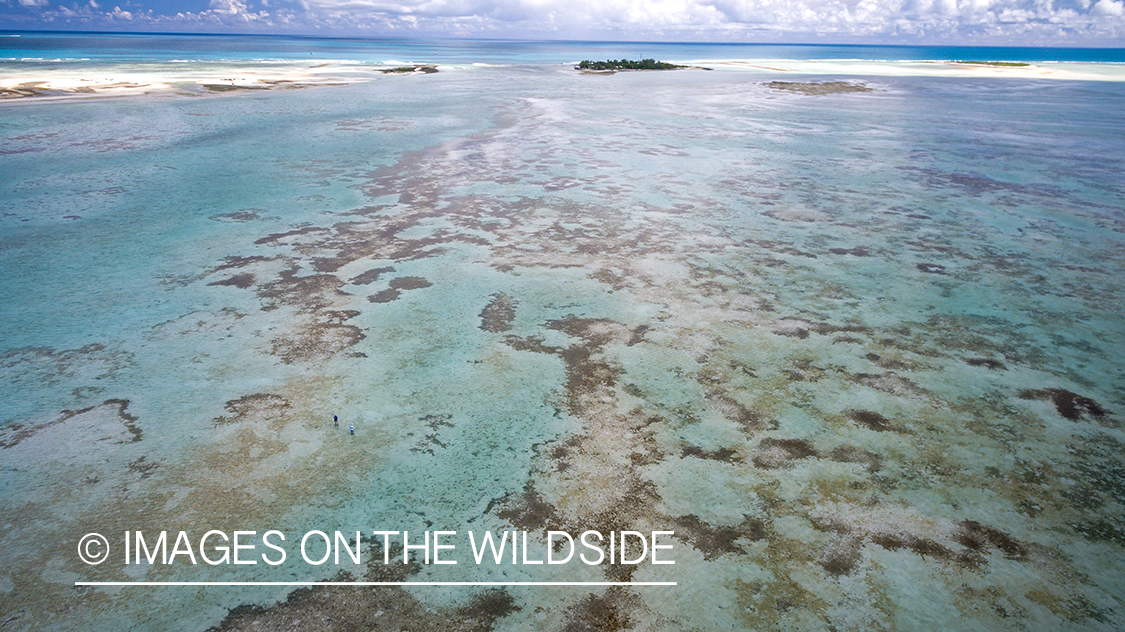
<box><xmin>1</xmin><ymin>42</ymin><xmax>1124</xmax><ymax>632</ymax></box>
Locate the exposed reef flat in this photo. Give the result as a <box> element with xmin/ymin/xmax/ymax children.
<box><xmin>0</xmin><ymin>61</ymin><xmax>438</xmax><ymax>101</ymax></box>
<box><xmin>765</xmin><ymin>80</ymin><xmax>875</xmax><ymax>95</ymax></box>
<box><xmin>703</xmin><ymin>58</ymin><xmax>1125</xmax><ymax>81</ymax></box>
<box><xmin>952</xmin><ymin>60</ymin><xmax>1032</xmax><ymax>67</ymax></box>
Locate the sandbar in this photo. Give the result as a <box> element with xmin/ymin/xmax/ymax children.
<box><xmin>0</xmin><ymin>61</ymin><xmax>441</xmax><ymax>102</ymax></box>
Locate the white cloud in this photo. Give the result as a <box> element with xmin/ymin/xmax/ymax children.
<box><xmin>207</xmin><ymin>0</ymin><xmax>272</xmax><ymax>20</ymax></box>
<box><xmin>210</xmin><ymin>0</ymin><xmax>249</xmax><ymax>15</ymax></box>
<box><xmin>1092</xmin><ymin>0</ymin><xmax>1123</xmax><ymax>14</ymax></box>
<box><xmin>2</xmin><ymin>0</ymin><xmax>1122</xmax><ymax>43</ymax></box>
<box><xmin>292</xmin><ymin>0</ymin><xmax>1121</xmax><ymax>40</ymax></box>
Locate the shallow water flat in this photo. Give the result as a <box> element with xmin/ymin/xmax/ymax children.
<box><xmin>1</xmin><ymin>46</ymin><xmax>1124</xmax><ymax>632</ymax></box>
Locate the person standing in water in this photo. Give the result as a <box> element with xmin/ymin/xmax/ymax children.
<box><xmin>334</xmin><ymin>415</ymin><xmax>338</xmax><ymax>427</ymax></box>
<box><xmin>349</xmin><ymin>423</ymin><xmax>355</xmax><ymax>435</ymax></box>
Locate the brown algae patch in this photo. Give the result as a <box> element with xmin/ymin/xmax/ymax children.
<box><xmin>367</xmin><ymin>276</ymin><xmax>432</xmax><ymax>303</ymax></box>
<box><xmin>348</xmin><ymin>266</ymin><xmax>395</xmax><ymax>285</ymax></box>
<box><xmin>493</xmin><ymin>482</ymin><xmax>565</xmax><ymax>532</ymax></box>
<box><xmin>1018</xmin><ymin>388</ymin><xmax>1109</xmax><ymax>421</ymax></box>
<box><xmin>212</xmin><ymin>393</ymin><xmax>291</xmax><ymax>426</ymax></box>
<box><xmin>211</xmin><ymin>254</ymin><xmax>278</xmax><ymax>273</ymax></box>
<box><xmin>211</xmin><ymin>551</ymin><xmax>518</xmax><ymax>632</ymax></box>
<box><xmin>811</xmin><ymin>502</ymin><xmax>1034</xmax><ymax>577</ymax></box>
<box><xmin>765</xmin><ymin>81</ymin><xmax>874</xmax><ymax>95</ymax></box>
<box><xmin>480</xmin><ymin>292</ymin><xmax>517</xmax><ymax>332</ymax></box>
<box><xmin>258</xmin><ymin>266</ymin><xmax>349</xmax><ymax>312</ymax></box>
<box><xmin>368</xmin><ymin>288</ymin><xmax>401</xmax><ymax>303</ymax></box>
<box><xmin>707</xmin><ymin>391</ymin><xmax>772</xmax><ymax>434</ymax></box>
<box><xmin>845</xmin><ymin>409</ymin><xmax>907</xmax><ymax>433</ymax></box>
<box><xmin>828</xmin><ymin>246</ymin><xmax>871</xmax><ymax>256</ymax></box>
<box><xmin>672</xmin><ymin>514</ymin><xmax>766</xmax><ymax>561</ymax></box>
<box><xmin>564</xmin><ymin>587</ymin><xmax>650</xmax><ymax>632</ymax></box>
<box><xmin>0</xmin><ymin>398</ymin><xmax>141</xmax><ymax>450</ymax></box>
<box><xmin>849</xmin><ymin>371</ymin><xmax>930</xmax><ymax>399</ymax></box>
<box><xmin>212</xmin><ymin>582</ymin><xmax>518</xmax><ymax>632</ymax></box>
<box><xmin>127</xmin><ymin>455</ymin><xmax>159</xmax><ymax>479</ymax></box>
<box><xmin>954</xmin><ymin>520</ymin><xmax>1029</xmax><ymax>563</ymax></box>
<box><xmin>409</xmin><ymin>412</ymin><xmax>454</xmax><ymax>455</ymax></box>
<box><xmin>751</xmin><ymin>437</ymin><xmax>818</xmax><ymax>469</ymax></box>
<box><xmin>680</xmin><ymin>445</ymin><xmax>741</xmax><ymax>463</ymax></box>
<box><xmin>771</xmin><ymin>318</ymin><xmax>869</xmax><ymax>339</ymax></box>
<box><xmin>269</xmin><ymin>316</ymin><xmax>365</xmax><ymax>364</ymax></box>
<box><xmin>965</xmin><ymin>357</ymin><xmax>1007</xmax><ymax>370</ymax></box>
<box><xmin>828</xmin><ymin>445</ymin><xmax>883</xmax><ymax>472</ymax></box>
<box><xmin>493</xmin><ymin>315</ymin><xmax>689</xmax><ymax>577</ymax></box>
<box><xmin>0</xmin><ymin>343</ymin><xmax>133</xmax><ymax>390</ymax></box>
<box><xmin>208</xmin><ymin>272</ymin><xmax>256</xmax><ymax>289</ymax></box>
<box><xmin>389</xmin><ymin>276</ymin><xmax>433</xmax><ymax>291</ymax></box>
<box><xmin>203</xmin><ymin>246</ymin><xmax>369</xmax><ymax>366</ymax></box>
<box><xmin>209</xmin><ymin>209</ymin><xmax>269</xmax><ymax>223</ymax></box>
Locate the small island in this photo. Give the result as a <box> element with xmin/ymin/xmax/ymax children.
<box><xmin>575</xmin><ymin>58</ymin><xmax>686</xmax><ymax>71</ymax></box>
<box><xmin>380</xmin><ymin>65</ymin><xmax>439</xmax><ymax>74</ymax></box>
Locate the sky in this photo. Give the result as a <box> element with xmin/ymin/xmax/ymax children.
<box><xmin>1</xmin><ymin>0</ymin><xmax>1123</xmax><ymax>45</ymax></box>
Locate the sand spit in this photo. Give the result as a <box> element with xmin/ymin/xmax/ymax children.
<box><xmin>0</xmin><ymin>62</ymin><xmax>440</xmax><ymax>101</ymax></box>
<box><xmin>700</xmin><ymin>58</ymin><xmax>1125</xmax><ymax>81</ymax></box>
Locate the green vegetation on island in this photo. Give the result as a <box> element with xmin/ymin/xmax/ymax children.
<box><xmin>576</xmin><ymin>59</ymin><xmax>686</xmax><ymax>71</ymax></box>
<box><xmin>380</xmin><ymin>65</ymin><xmax>439</xmax><ymax>74</ymax></box>
<box><xmin>953</xmin><ymin>60</ymin><xmax>1031</xmax><ymax>67</ymax></box>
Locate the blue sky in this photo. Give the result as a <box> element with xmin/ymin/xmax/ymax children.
<box><xmin>1</xmin><ymin>0</ymin><xmax>1123</xmax><ymax>44</ymax></box>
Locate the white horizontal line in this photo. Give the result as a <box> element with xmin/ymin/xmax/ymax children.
<box><xmin>75</xmin><ymin>581</ymin><xmax>677</xmax><ymax>587</ymax></box>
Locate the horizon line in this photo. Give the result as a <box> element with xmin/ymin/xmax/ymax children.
<box><xmin>2</xmin><ymin>28</ymin><xmax>1123</xmax><ymax>51</ymax></box>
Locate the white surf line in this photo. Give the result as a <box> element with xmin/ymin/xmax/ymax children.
<box><xmin>76</xmin><ymin>581</ymin><xmax>677</xmax><ymax>586</ymax></box>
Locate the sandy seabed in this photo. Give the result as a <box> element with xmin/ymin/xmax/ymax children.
<box><xmin>1</xmin><ymin>61</ymin><xmax>1123</xmax><ymax>632</ymax></box>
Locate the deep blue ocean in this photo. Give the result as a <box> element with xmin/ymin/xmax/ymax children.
<box><xmin>3</xmin><ymin>30</ymin><xmax>1125</xmax><ymax>64</ymax></box>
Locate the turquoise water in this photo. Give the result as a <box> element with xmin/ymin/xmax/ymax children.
<box><xmin>1</xmin><ymin>36</ymin><xmax>1124</xmax><ymax>632</ymax></box>
<box><xmin>5</xmin><ymin>31</ymin><xmax>1125</xmax><ymax>64</ymax></box>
